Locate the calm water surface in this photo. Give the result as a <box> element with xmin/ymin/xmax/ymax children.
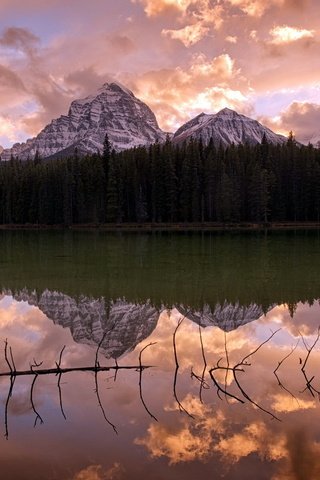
<box><xmin>1</xmin><ymin>230</ymin><xmax>320</xmax><ymax>479</ymax></box>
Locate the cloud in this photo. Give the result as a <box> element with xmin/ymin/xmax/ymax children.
<box><xmin>131</xmin><ymin>0</ymin><xmax>194</xmax><ymax>16</ymax></box>
<box><xmin>128</xmin><ymin>53</ymin><xmax>251</xmax><ymax>130</ymax></box>
<box><xmin>72</xmin><ymin>463</ymin><xmax>125</xmax><ymax>480</ymax></box>
<box><xmin>261</xmin><ymin>102</ymin><xmax>320</xmax><ymax>145</ymax></box>
<box><xmin>270</xmin><ymin>393</ymin><xmax>316</xmax><ymax>413</ymax></box>
<box><xmin>0</xmin><ymin>27</ymin><xmax>39</xmax><ymax>53</ymax></box>
<box><xmin>107</xmin><ymin>35</ymin><xmax>136</xmax><ymax>54</ymax></box>
<box><xmin>0</xmin><ymin>116</ymin><xmax>21</xmax><ymax>143</ymax></box>
<box><xmin>227</xmin><ymin>0</ymin><xmax>283</xmax><ymax>16</ymax></box>
<box><xmin>136</xmin><ymin>0</ymin><xmax>224</xmax><ymax>47</ymax></box>
<box><xmin>269</xmin><ymin>25</ymin><xmax>315</xmax><ymax>45</ymax></box>
<box><xmin>0</xmin><ymin>64</ymin><xmax>25</xmax><ymax>91</ymax></box>
<box><xmin>162</xmin><ymin>22</ymin><xmax>210</xmax><ymax>46</ymax></box>
<box><xmin>226</xmin><ymin>35</ymin><xmax>238</xmax><ymax>43</ymax></box>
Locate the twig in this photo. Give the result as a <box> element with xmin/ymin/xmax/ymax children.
<box><xmin>198</xmin><ymin>324</ymin><xmax>208</xmax><ymax>403</ymax></box>
<box><xmin>4</xmin><ymin>374</ymin><xmax>16</xmax><ymax>440</ymax></box>
<box><xmin>273</xmin><ymin>340</ymin><xmax>300</xmax><ymax>404</ymax></box>
<box><xmin>94</xmin><ymin>332</ymin><xmax>118</xmax><ymax>434</ymax></box>
<box><xmin>209</xmin><ymin>358</ymin><xmax>245</xmax><ymax>404</ymax></box>
<box><xmin>299</xmin><ymin>327</ymin><xmax>320</xmax><ymax>397</ymax></box>
<box><xmin>56</xmin><ymin>346</ymin><xmax>66</xmax><ymax>420</ymax></box>
<box><xmin>4</xmin><ymin>340</ymin><xmax>15</xmax><ymax>439</ymax></box>
<box><xmin>30</xmin><ymin>365</ymin><xmax>44</xmax><ymax>427</ymax></box>
<box><xmin>173</xmin><ymin>317</ymin><xmax>194</xmax><ymax>418</ymax></box>
<box><xmin>139</xmin><ymin>342</ymin><xmax>158</xmax><ymax>421</ymax></box>
<box><xmin>233</xmin><ymin>329</ymin><xmax>282</xmax><ymax>422</ymax></box>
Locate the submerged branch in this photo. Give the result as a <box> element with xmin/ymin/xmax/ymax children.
<box><xmin>273</xmin><ymin>340</ymin><xmax>300</xmax><ymax>404</ymax></box>
<box><xmin>139</xmin><ymin>342</ymin><xmax>158</xmax><ymax>421</ymax></box>
<box><xmin>173</xmin><ymin>316</ymin><xmax>194</xmax><ymax>418</ymax></box>
<box><xmin>299</xmin><ymin>327</ymin><xmax>320</xmax><ymax>397</ymax></box>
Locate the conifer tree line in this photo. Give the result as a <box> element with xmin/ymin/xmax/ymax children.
<box><xmin>1</xmin><ymin>134</ymin><xmax>320</xmax><ymax>225</ymax></box>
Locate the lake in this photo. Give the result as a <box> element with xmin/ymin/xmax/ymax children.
<box><xmin>1</xmin><ymin>230</ymin><xmax>320</xmax><ymax>479</ymax></box>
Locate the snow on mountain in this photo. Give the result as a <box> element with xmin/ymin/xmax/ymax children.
<box><xmin>1</xmin><ymin>82</ymin><xmax>167</xmax><ymax>161</ymax></box>
<box><xmin>173</xmin><ymin>108</ymin><xmax>287</xmax><ymax>146</ymax></box>
<box><xmin>298</xmin><ymin>132</ymin><xmax>320</xmax><ymax>147</ymax></box>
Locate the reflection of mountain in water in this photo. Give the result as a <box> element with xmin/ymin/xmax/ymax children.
<box><xmin>2</xmin><ymin>289</ymin><xmax>272</xmax><ymax>357</ymax></box>
<box><xmin>178</xmin><ymin>302</ymin><xmax>268</xmax><ymax>332</ymax></box>
<box><xmin>9</xmin><ymin>289</ymin><xmax>159</xmax><ymax>359</ymax></box>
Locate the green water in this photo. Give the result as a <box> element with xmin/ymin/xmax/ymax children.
<box><xmin>1</xmin><ymin>230</ymin><xmax>320</xmax><ymax>308</ymax></box>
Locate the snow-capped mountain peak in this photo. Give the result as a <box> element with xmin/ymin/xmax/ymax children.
<box><xmin>1</xmin><ymin>82</ymin><xmax>167</xmax><ymax>161</ymax></box>
<box><xmin>173</xmin><ymin>108</ymin><xmax>287</xmax><ymax>146</ymax></box>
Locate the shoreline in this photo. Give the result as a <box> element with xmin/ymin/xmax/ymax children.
<box><xmin>1</xmin><ymin>222</ymin><xmax>320</xmax><ymax>232</ymax></box>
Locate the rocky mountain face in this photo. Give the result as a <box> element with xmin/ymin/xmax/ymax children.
<box><xmin>4</xmin><ymin>288</ymin><xmax>270</xmax><ymax>357</ymax></box>
<box><xmin>173</xmin><ymin>108</ymin><xmax>287</xmax><ymax>146</ymax></box>
<box><xmin>1</xmin><ymin>82</ymin><xmax>167</xmax><ymax>161</ymax></box>
<box><xmin>0</xmin><ymin>145</ymin><xmax>3</xmax><ymax>154</ymax></box>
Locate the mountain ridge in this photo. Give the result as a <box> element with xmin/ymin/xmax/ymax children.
<box><xmin>173</xmin><ymin>108</ymin><xmax>287</xmax><ymax>146</ymax></box>
<box><xmin>1</xmin><ymin>84</ymin><xmax>292</xmax><ymax>161</ymax></box>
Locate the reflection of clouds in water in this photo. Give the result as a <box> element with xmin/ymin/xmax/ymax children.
<box><xmin>72</xmin><ymin>463</ymin><xmax>126</xmax><ymax>480</ymax></box>
<box><xmin>215</xmin><ymin>421</ymin><xmax>287</xmax><ymax>463</ymax></box>
<box><xmin>272</xmin><ymin>430</ymin><xmax>320</xmax><ymax>480</ymax></box>
<box><xmin>135</xmin><ymin>396</ymin><xmax>225</xmax><ymax>465</ymax></box>
<box><xmin>270</xmin><ymin>393</ymin><xmax>315</xmax><ymax>414</ymax></box>
<box><xmin>263</xmin><ymin>302</ymin><xmax>320</xmax><ymax>337</ymax></box>
<box><xmin>135</xmin><ymin>394</ymin><xmax>287</xmax><ymax>466</ymax></box>
<box><xmin>3</xmin><ymin>294</ymin><xmax>320</xmax><ymax>478</ymax></box>
<box><xmin>136</xmin><ymin>392</ymin><xmax>320</xmax><ymax>480</ymax></box>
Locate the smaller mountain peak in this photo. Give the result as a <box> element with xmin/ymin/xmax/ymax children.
<box><xmin>99</xmin><ymin>81</ymin><xmax>134</xmax><ymax>97</ymax></box>
<box><xmin>216</xmin><ymin>107</ymin><xmax>238</xmax><ymax>116</ymax></box>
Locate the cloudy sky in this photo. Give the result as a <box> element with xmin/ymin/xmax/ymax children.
<box><xmin>0</xmin><ymin>0</ymin><xmax>320</xmax><ymax>148</ymax></box>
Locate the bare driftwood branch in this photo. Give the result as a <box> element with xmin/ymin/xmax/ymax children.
<box><xmin>198</xmin><ymin>324</ymin><xmax>208</xmax><ymax>403</ymax></box>
<box><xmin>232</xmin><ymin>329</ymin><xmax>282</xmax><ymax>422</ymax></box>
<box><xmin>56</xmin><ymin>346</ymin><xmax>66</xmax><ymax>420</ymax></box>
<box><xmin>94</xmin><ymin>332</ymin><xmax>118</xmax><ymax>434</ymax></box>
<box><xmin>273</xmin><ymin>340</ymin><xmax>300</xmax><ymax>404</ymax></box>
<box><xmin>139</xmin><ymin>342</ymin><xmax>158</xmax><ymax>421</ymax></box>
<box><xmin>4</xmin><ymin>339</ymin><xmax>16</xmax><ymax>440</ymax></box>
<box><xmin>190</xmin><ymin>324</ymin><xmax>210</xmax><ymax>402</ymax></box>
<box><xmin>1</xmin><ymin>338</ymin><xmax>153</xmax><ymax>439</ymax></box>
<box><xmin>30</xmin><ymin>369</ymin><xmax>44</xmax><ymax>427</ymax></box>
<box><xmin>299</xmin><ymin>327</ymin><xmax>320</xmax><ymax>398</ymax></box>
<box><xmin>173</xmin><ymin>317</ymin><xmax>194</xmax><ymax>418</ymax></box>
<box><xmin>209</xmin><ymin>329</ymin><xmax>281</xmax><ymax>422</ymax></box>
<box><xmin>209</xmin><ymin>359</ymin><xmax>245</xmax><ymax>404</ymax></box>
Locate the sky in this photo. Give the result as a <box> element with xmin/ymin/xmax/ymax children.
<box><xmin>0</xmin><ymin>0</ymin><xmax>320</xmax><ymax>148</ymax></box>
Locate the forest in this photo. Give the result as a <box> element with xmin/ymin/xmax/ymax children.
<box><xmin>1</xmin><ymin>134</ymin><xmax>320</xmax><ymax>225</ymax></box>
